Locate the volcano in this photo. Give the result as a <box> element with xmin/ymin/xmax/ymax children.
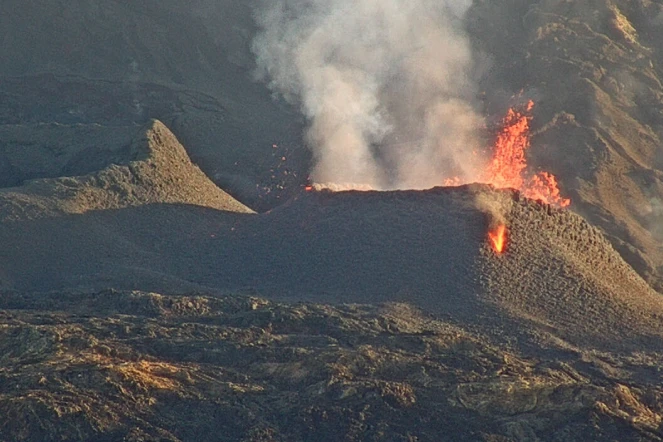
<box><xmin>2</xmin><ymin>0</ymin><xmax>663</xmax><ymax>440</ymax></box>
<box><xmin>0</xmin><ymin>123</ymin><xmax>662</xmax><ymax>439</ymax></box>
<box><xmin>1</xmin><ymin>126</ymin><xmax>657</xmax><ymax>353</ymax></box>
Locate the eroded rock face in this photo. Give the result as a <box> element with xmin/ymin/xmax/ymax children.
<box><xmin>0</xmin><ymin>290</ymin><xmax>661</xmax><ymax>441</ymax></box>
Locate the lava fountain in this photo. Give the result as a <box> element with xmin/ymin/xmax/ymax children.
<box><xmin>303</xmin><ymin>100</ymin><xmax>570</xmax><ymax>255</ymax></box>
<box><xmin>482</xmin><ymin>100</ymin><xmax>570</xmax><ymax>208</ymax></box>
<box><xmin>488</xmin><ymin>224</ymin><xmax>507</xmax><ymax>254</ymax></box>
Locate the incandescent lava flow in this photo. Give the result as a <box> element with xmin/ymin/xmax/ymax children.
<box><xmin>303</xmin><ymin>101</ymin><xmax>571</xmax><ymax>255</ymax></box>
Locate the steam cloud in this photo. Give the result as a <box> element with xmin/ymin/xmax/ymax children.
<box><xmin>252</xmin><ymin>0</ymin><xmax>485</xmax><ymax>189</ymax></box>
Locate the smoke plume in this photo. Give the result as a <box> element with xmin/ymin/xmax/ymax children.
<box><xmin>252</xmin><ymin>0</ymin><xmax>484</xmax><ymax>189</ymax></box>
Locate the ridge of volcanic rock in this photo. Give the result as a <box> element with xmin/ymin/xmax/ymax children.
<box><xmin>0</xmin><ymin>120</ymin><xmax>253</xmax><ymax>220</ymax></box>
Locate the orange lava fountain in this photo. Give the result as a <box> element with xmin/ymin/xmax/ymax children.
<box><xmin>482</xmin><ymin>100</ymin><xmax>570</xmax><ymax>208</ymax></box>
<box><xmin>488</xmin><ymin>224</ymin><xmax>507</xmax><ymax>254</ymax></box>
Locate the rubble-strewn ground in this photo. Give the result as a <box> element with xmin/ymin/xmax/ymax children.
<box><xmin>1</xmin><ymin>290</ymin><xmax>662</xmax><ymax>441</ymax></box>
<box><xmin>0</xmin><ymin>88</ymin><xmax>661</xmax><ymax>441</ymax></box>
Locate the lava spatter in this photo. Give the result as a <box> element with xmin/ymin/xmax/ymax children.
<box><xmin>488</xmin><ymin>224</ymin><xmax>507</xmax><ymax>254</ymax></box>
<box><xmin>483</xmin><ymin>101</ymin><xmax>570</xmax><ymax>208</ymax></box>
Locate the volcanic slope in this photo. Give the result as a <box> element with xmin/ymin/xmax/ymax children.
<box><xmin>194</xmin><ymin>186</ymin><xmax>663</xmax><ymax>354</ymax></box>
<box><xmin>0</xmin><ymin>122</ymin><xmax>661</xmax><ymax>355</ymax></box>
<box><xmin>0</xmin><ymin>120</ymin><xmax>253</xmax><ymax>220</ymax></box>
<box><xmin>4</xmin><ymin>0</ymin><xmax>663</xmax><ymax>291</ymax></box>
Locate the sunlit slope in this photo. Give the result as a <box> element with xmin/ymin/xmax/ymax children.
<box><xmin>1</xmin><ymin>289</ymin><xmax>661</xmax><ymax>441</ymax></box>
<box><xmin>0</xmin><ymin>120</ymin><xmax>253</xmax><ymax>220</ymax></box>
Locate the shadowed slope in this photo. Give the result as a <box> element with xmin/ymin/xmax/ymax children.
<box><xmin>0</xmin><ymin>0</ymin><xmax>307</xmax><ymax>211</ymax></box>
<box><xmin>0</xmin><ymin>183</ymin><xmax>660</xmax><ymax>354</ymax></box>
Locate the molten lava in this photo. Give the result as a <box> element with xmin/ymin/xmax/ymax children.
<box><xmin>488</xmin><ymin>224</ymin><xmax>507</xmax><ymax>254</ymax></box>
<box><xmin>482</xmin><ymin>100</ymin><xmax>570</xmax><ymax>208</ymax></box>
<box><xmin>478</xmin><ymin>101</ymin><xmax>569</xmax><ymax>254</ymax></box>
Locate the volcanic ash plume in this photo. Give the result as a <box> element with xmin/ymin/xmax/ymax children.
<box><xmin>252</xmin><ymin>0</ymin><xmax>483</xmax><ymax>189</ymax></box>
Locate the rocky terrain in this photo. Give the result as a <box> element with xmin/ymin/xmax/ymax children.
<box><xmin>0</xmin><ymin>119</ymin><xmax>658</xmax><ymax>352</ymax></box>
<box><xmin>1</xmin><ymin>290</ymin><xmax>662</xmax><ymax>441</ymax></box>
<box><xmin>0</xmin><ymin>118</ymin><xmax>661</xmax><ymax>440</ymax></box>
<box><xmin>1</xmin><ymin>0</ymin><xmax>663</xmax><ymax>440</ymax></box>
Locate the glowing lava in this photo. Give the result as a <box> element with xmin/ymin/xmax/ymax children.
<box><xmin>478</xmin><ymin>101</ymin><xmax>569</xmax><ymax>254</ymax></box>
<box><xmin>482</xmin><ymin>100</ymin><xmax>570</xmax><ymax>208</ymax></box>
<box><xmin>488</xmin><ymin>224</ymin><xmax>507</xmax><ymax>254</ymax></box>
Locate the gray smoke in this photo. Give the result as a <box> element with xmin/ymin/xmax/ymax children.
<box><xmin>252</xmin><ymin>0</ymin><xmax>485</xmax><ymax>189</ymax></box>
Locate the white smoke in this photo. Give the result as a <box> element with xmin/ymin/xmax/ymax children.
<box><xmin>252</xmin><ymin>0</ymin><xmax>485</xmax><ymax>189</ymax></box>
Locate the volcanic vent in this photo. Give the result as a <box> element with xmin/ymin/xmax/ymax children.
<box><xmin>202</xmin><ymin>185</ymin><xmax>659</xmax><ymax>353</ymax></box>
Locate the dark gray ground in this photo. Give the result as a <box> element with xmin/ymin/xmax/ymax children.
<box><xmin>0</xmin><ymin>0</ymin><xmax>308</xmax><ymax>211</ymax></box>
<box><xmin>0</xmin><ymin>120</ymin><xmax>659</xmax><ymax>355</ymax></box>
<box><xmin>0</xmin><ymin>120</ymin><xmax>661</xmax><ymax>439</ymax></box>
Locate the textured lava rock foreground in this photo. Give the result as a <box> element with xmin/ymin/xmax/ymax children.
<box><xmin>2</xmin><ymin>0</ymin><xmax>663</xmax><ymax>439</ymax></box>
<box><xmin>0</xmin><ymin>121</ymin><xmax>662</xmax><ymax>440</ymax></box>
<box><xmin>1</xmin><ymin>289</ymin><xmax>662</xmax><ymax>442</ymax></box>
